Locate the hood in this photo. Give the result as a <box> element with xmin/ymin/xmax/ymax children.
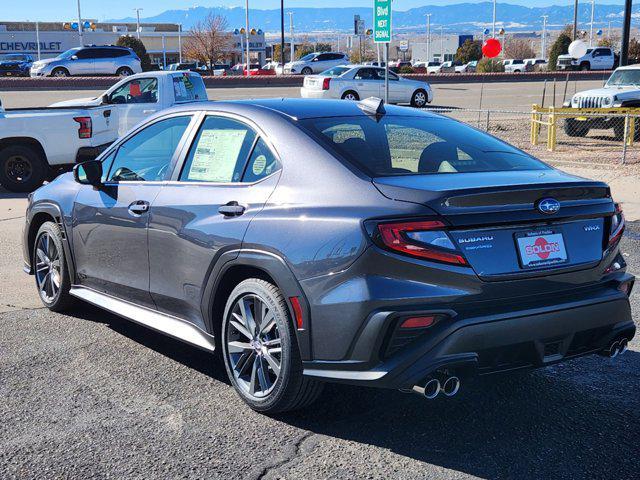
<box><xmin>570</xmin><ymin>86</ymin><xmax>640</xmax><ymax>105</ymax></box>
<box><xmin>0</xmin><ymin>60</ymin><xmax>28</xmax><ymax>66</ymax></box>
<box><xmin>49</xmin><ymin>97</ymin><xmax>101</xmax><ymax>107</ymax></box>
<box><xmin>285</xmin><ymin>61</ymin><xmax>305</xmax><ymax>67</ymax></box>
<box><xmin>32</xmin><ymin>58</ymin><xmax>58</xmax><ymax>66</ymax></box>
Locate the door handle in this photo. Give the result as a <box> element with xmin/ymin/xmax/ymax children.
<box><xmin>218</xmin><ymin>201</ymin><xmax>245</xmax><ymax>217</ymax></box>
<box><xmin>143</xmin><ymin>109</ymin><xmax>157</xmax><ymax>114</ymax></box>
<box><xmin>128</xmin><ymin>200</ymin><xmax>150</xmax><ymax>215</ymax></box>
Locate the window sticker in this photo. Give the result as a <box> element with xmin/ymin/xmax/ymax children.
<box><xmin>188</xmin><ymin>129</ymin><xmax>248</xmax><ymax>182</ymax></box>
<box><xmin>252</xmin><ymin>154</ymin><xmax>267</xmax><ymax>175</ymax></box>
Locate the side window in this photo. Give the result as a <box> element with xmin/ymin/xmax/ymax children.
<box><xmin>354</xmin><ymin>68</ymin><xmax>375</xmax><ymax>80</ymax></box>
<box><xmin>75</xmin><ymin>48</ymin><xmax>95</xmax><ymax>59</ymax></box>
<box><xmin>317</xmin><ymin>54</ymin><xmax>331</xmax><ymax>61</ymax></box>
<box><xmin>99</xmin><ymin>150</ymin><xmax>116</xmax><ymax>182</ymax></box>
<box><xmin>109</xmin><ymin>78</ymin><xmax>158</xmax><ymax>104</ymax></box>
<box><xmin>243</xmin><ymin>138</ymin><xmax>281</xmax><ymax>183</ymax></box>
<box><xmin>180</xmin><ymin>116</ymin><xmax>257</xmax><ymax>183</ymax></box>
<box><xmin>108</xmin><ymin>116</ymin><xmax>192</xmax><ymax>182</ymax></box>
<box><xmin>172</xmin><ymin>74</ymin><xmax>207</xmax><ymax>102</ymax></box>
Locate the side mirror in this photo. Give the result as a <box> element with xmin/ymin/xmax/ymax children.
<box><xmin>73</xmin><ymin>160</ymin><xmax>103</xmax><ymax>187</ymax></box>
<box><xmin>70</xmin><ymin>55</ymin><xmax>78</xmax><ymax>61</ymax></box>
<box><xmin>101</xmin><ymin>94</ymin><xmax>110</xmax><ymax>105</ymax></box>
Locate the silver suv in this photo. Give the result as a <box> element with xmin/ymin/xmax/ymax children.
<box><xmin>283</xmin><ymin>52</ymin><xmax>349</xmax><ymax>75</ymax></box>
<box><xmin>30</xmin><ymin>46</ymin><xmax>142</xmax><ymax>77</ymax></box>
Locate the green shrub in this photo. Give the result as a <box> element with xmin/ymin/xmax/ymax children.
<box><xmin>477</xmin><ymin>58</ymin><xmax>505</xmax><ymax>73</ymax></box>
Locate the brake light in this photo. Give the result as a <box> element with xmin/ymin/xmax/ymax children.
<box><xmin>608</xmin><ymin>203</ymin><xmax>625</xmax><ymax>251</ymax></box>
<box><xmin>376</xmin><ymin>220</ymin><xmax>469</xmax><ymax>266</ymax></box>
<box><xmin>73</xmin><ymin>116</ymin><xmax>92</xmax><ymax>139</ymax></box>
<box><xmin>322</xmin><ymin>77</ymin><xmax>331</xmax><ymax>90</ymax></box>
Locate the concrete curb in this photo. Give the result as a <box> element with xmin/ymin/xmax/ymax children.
<box><xmin>0</xmin><ymin>70</ymin><xmax>613</xmax><ymax>91</ymax></box>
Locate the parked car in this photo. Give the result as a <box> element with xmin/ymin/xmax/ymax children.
<box><xmin>459</xmin><ymin>61</ymin><xmax>478</xmax><ymax>73</ymax></box>
<box><xmin>283</xmin><ymin>52</ymin><xmax>349</xmax><ymax>75</ymax></box>
<box><xmin>0</xmin><ymin>71</ymin><xmax>208</xmax><ymax>192</ymax></box>
<box><xmin>300</xmin><ymin>65</ymin><xmax>433</xmax><ymax>107</ymax></box>
<box><xmin>434</xmin><ymin>61</ymin><xmax>461</xmax><ymax>73</ymax></box>
<box><xmin>227</xmin><ymin>63</ymin><xmax>261</xmax><ymax>76</ymax></box>
<box><xmin>525</xmin><ymin>58</ymin><xmax>548</xmax><ymax>71</ymax></box>
<box><xmin>426</xmin><ymin>61</ymin><xmax>442</xmax><ymax>74</ymax></box>
<box><xmin>30</xmin><ymin>45</ymin><xmax>142</xmax><ymax>77</ymax></box>
<box><xmin>245</xmin><ymin>65</ymin><xmax>277</xmax><ymax>76</ymax></box>
<box><xmin>23</xmin><ymin>98</ymin><xmax>634</xmax><ymax>413</ymax></box>
<box><xmin>557</xmin><ymin>47</ymin><xmax>615</xmax><ymax>71</ymax></box>
<box><xmin>261</xmin><ymin>61</ymin><xmax>283</xmax><ymax>75</ymax></box>
<box><xmin>563</xmin><ymin>64</ymin><xmax>640</xmax><ymax>139</ymax></box>
<box><xmin>503</xmin><ymin>59</ymin><xmax>526</xmax><ymax>73</ymax></box>
<box><xmin>389</xmin><ymin>61</ymin><xmax>412</xmax><ymax>72</ymax></box>
<box><xmin>0</xmin><ymin>53</ymin><xmax>34</xmax><ymax>76</ymax></box>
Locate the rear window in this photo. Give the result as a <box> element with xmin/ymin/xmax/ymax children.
<box><xmin>321</xmin><ymin>66</ymin><xmax>351</xmax><ymax>77</ymax></box>
<box><xmin>172</xmin><ymin>74</ymin><xmax>207</xmax><ymax>102</ymax></box>
<box><xmin>300</xmin><ymin>115</ymin><xmax>549</xmax><ymax>176</ymax></box>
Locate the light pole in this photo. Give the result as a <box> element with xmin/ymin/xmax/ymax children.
<box><xmin>541</xmin><ymin>15</ymin><xmax>548</xmax><ymax>59</ymax></box>
<box><xmin>289</xmin><ymin>11</ymin><xmax>294</xmax><ymax>62</ymax></box>
<box><xmin>178</xmin><ymin>24</ymin><xmax>182</xmax><ymax>63</ymax></box>
<box><xmin>133</xmin><ymin>8</ymin><xmax>143</xmax><ymax>39</ymax></box>
<box><xmin>245</xmin><ymin>0</ymin><xmax>250</xmax><ymax>71</ymax></box>
<box><xmin>440</xmin><ymin>25</ymin><xmax>444</xmax><ymax>62</ymax></box>
<box><xmin>426</xmin><ymin>14</ymin><xmax>432</xmax><ymax>62</ymax></box>
<box><xmin>621</xmin><ymin>0</ymin><xmax>632</xmax><ymax>66</ymax></box>
<box><xmin>76</xmin><ymin>0</ymin><xmax>84</xmax><ymax>47</ymax></box>
<box><xmin>492</xmin><ymin>0</ymin><xmax>497</xmax><ymax>38</ymax></box>
<box><xmin>35</xmin><ymin>21</ymin><xmax>41</xmax><ymax>60</ymax></box>
<box><xmin>573</xmin><ymin>0</ymin><xmax>579</xmax><ymax>40</ymax></box>
<box><xmin>589</xmin><ymin>0</ymin><xmax>595</xmax><ymax>46</ymax></box>
<box><xmin>280</xmin><ymin>0</ymin><xmax>285</xmax><ymax>64</ymax></box>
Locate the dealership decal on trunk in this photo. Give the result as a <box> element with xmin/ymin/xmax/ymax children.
<box><xmin>516</xmin><ymin>231</ymin><xmax>568</xmax><ymax>268</ymax></box>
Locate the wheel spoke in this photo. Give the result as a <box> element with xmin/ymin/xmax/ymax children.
<box><xmin>263</xmin><ymin>338</ymin><xmax>281</xmax><ymax>348</ymax></box>
<box><xmin>230</xmin><ymin>314</ymin><xmax>253</xmax><ymax>340</ymax></box>
<box><xmin>249</xmin><ymin>359</ymin><xmax>259</xmax><ymax>395</ymax></box>
<box><xmin>267</xmin><ymin>347</ymin><xmax>282</xmax><ymax>355</ymax></box>
<box><xmin>239</xmin><ymin>297</ymin><xmax>257</xmax><ymax>335</ymax></box>
<box><xmin>258</xmin><ymin>312</ymin><xmax>276</xmax><ymax>336</ymax></box>
<box><xmin>51</xmin><ymin>271</ymin><xmax>61</xmax><ymax>290</ymax></box>
<box><xmin>228</xmin><ymin>340</ymin><xmax>252</xmax><ymax>353</ymax></box>
<box><xmin>256</xmin><ymin>357</ymin><xmax>271</xmax><ymax>392</ymax></box>
<box><xmin>36</xmin><ymin>248</ymin><xmax>47</xmax><ymax>264</ymax></box>
<box><xmin>263</xmin><ymin>351</ymin><xmax>281</xmax><ymax>376</ymax></box>
<box><xmin>235</xmin><ymin>351</ymin><xmax>254</xmax><ymax>377</ymax></box>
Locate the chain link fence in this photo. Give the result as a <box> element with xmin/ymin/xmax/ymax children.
<box><xmin>429</xmin><ymin>107</ymin><xmax>640</xmax><ymax>166</ymax></box>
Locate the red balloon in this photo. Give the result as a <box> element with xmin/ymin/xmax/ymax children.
<box><xmin>482</xmin><ymin>38</ymin><xmax>502</xmax><ymax>58</ymax></box>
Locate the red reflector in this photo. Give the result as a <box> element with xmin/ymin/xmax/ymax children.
<box><xmin>73</xmin><ymin>116</ymin><xmax>92</xmax><ymax>139</ymax></box>
<box><xmin>322</xmin><ymin>77</ymin><xmax>331</xmax><ymax>90</ymax></box>
<box><xmin>400</xmin><ymin>316</ymin><xmax>436</xmax><ymax>329</ymax></box>
<box><xmin>290</xmin><ymin>296</ymin><xmax>304</xmax><ymax>329</ymax></box>
<box><xmin>618</xmin><ymin>281</ymin><xmax>634</xmax><ymax>296</ymax></box>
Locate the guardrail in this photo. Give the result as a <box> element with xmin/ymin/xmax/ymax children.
<box><xmin>0</xmin><ymin>70</ymin><xmax>613</xmax><ymax>90</ymax></box>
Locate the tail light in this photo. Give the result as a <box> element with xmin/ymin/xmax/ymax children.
<box><xmin>607</xmin><ymin>203</ymin><xmax>625</xmax><ymax>253</ymax></box>
<box><xmin>375</xmin><ymin>220</ymin><xmax>469</xmax><ymax>266</ymax></box>
<box><xmin>73</xmin><ymin>116</ymin><xmax>92</xmax><ymax>139</ymax></box>
<box><xmin>322</xmin><ymin>77</ymin><xmax>331</xmax><ymax>90</ymax></box>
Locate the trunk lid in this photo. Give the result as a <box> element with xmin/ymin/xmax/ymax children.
<box><xmin>373</xmin><ymin>170</ymin><xmax>614</xmax><ymax>279</ymax></box>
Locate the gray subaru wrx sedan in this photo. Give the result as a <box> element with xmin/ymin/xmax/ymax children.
<box><xmin>23</xmin><ymin>98</ymin><xmax>635</xmax><ymax>413</ymax></box>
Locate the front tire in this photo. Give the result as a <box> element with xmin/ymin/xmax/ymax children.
<box><xmin>301</xmin><ymin>67</ymin><xmax>313</xmax><ymax>75</ymax></box>
<box><xmin>411</xmin><ymin>89</ymin><xmax>429</xmax><ymax>108</ymax></box>
<box><xmin>341</xmin><ymin>90</ymin><xmax>360</xmax><ymax>101</ymax></box>
<box><xmin>33</xmin><ymin>222</ymin><xmax>76</xmax><ymax>312</ymax></box>
<box><xmin>221</xmin><ymin>278</ymin><xmax>323</xmax><ymax>413</ymax></box>
<box><xmin>0</xmin><ymin>144</ymin><xmax>47</xmax><ymax>193</ymax></box>
<box><xmin>51</xmin><ymin>67</ymin><xmax>69</xmax><ymax>77</ymax></box>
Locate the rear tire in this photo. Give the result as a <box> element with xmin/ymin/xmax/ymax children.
<box><xmin>51</xmin><ymin>67</ymin><xmax>69</xmax><ymax>77</ymax></box>
<box><xmin>341</xmin><ymin>90</ymin><xmax>360</xmax><ymax>101</ymax></box>
<box><xmin>564</xmin><ymin>118</ymin><xmax>590</xmax><ymax>138</ymax></box>
<box><xmin>411</xmin><ymin>89</ymin><xmax>429</xmax><ymax>108</ymax></box>
<box><xmin>33</xmin><ymin>222</ymin><xmax>76</xmax><ymax>312</ymax></box>
<box><xmin>116</xmin><ymin>66</ymin><xmax>133</xmax><ymax>77</ymax></box>
<box><xmin>221</xmin><ymin>278</ymin><xmax>323</xmax><ymax>414</ymax></box>
<box><xmin>0</xmin><ymin>144</ymin><xmax>47</xmax><ymax>193</ymax></box>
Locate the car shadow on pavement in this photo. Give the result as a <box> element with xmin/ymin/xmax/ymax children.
<box><xmin>282</xmin><ymin>353</ymin><xmax>640</xmax><ymax>479</ymax></box>
<box><xmin>66</xmin><ymin>304</ymin><xmax>230</xmax><ymax>385</ymax></box>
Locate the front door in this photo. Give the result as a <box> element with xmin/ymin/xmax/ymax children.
<box><xmin>107</xmin><ymin>77</ymin><xmax>160</xmax><ymax>136</ymax></box>
<box><xmin>70</xmin><ymin>48</ymin><xmax>96</xmax><ymax>75</ymax></box>
<box><xmin>148</xmin><ymin>115</ymin><xmax>281</xmax><ymax>329</ymax></box>
<box><xmin>72</xmin><ymin>114</ymin><xmax>195</xmax><ymax>307</ymax></box>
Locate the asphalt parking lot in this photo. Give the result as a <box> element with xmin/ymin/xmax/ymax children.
<box><xmin>0</xmin><ymin>186</ymin><xmax>639</xmax><ymax>479</ymax></box>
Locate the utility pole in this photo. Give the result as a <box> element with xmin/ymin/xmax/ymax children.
<box><xmin>133</xmin><ymin>8</ymin><xmax>143</xmax><ymax>40</ymax></box>
<box><xmin>178</xmin><ymin>24</ymin><xmax>182</xmax><ymax>63</ymax></box>
<box><xmin>440</xmin><ymin>25</ymin><xmax>444</xmax><ymax>62</ymax></box>
<box><xmin>35</xmin><ymin>21</ymin><xmax>41</xmax><ymax>60</ymax></box>
<box><xmin>280</xmin><ymin>0</ymin><xmax>285</xmax><ymax>63</ymax></box>
<box><xmin>492</xmin><ymin>0</ymin><xmax>497</xmax><ymax>38</ymax></box>
<box><xmin>589</xmin><ymin>0</ymin><xmax>595</xmax><ymax>47</ymax></box>
<box><xmin>541</xmin><ymin>15</ymin><xmax>548</xmax><ymax>59</ymax></box>
<box><xmin>426</xmin><ymin>14</ymin><xmax>431</xmax><ymax>62</ymax></box>
<box><xmin>289</xmin><ymin>11</ymin><xmax>294</xmax><ymax>62</ymax></box>
<box><xmin>76</xmin><ymin>0</ymin><xmax>84</xmax><ymax>47</ymax></box>
<box><xmin>245</xmin><ymin>0</ymin><xmax>251</xmax><ymax>71</ymax></box>
<box><xmin>621</xmin><ymin>0</ymin><xmax>632</xmax><ymax>66</ymax></box>
<box><xmin>573</xmin><ymin>0</ymin><xmax>579</xmax><ymax>40</ymax></box>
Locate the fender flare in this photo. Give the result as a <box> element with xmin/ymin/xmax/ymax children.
<box><xmin>200</xmin><ymin>248</ymin><xmax>313</xmax><ymax>360</ymax></box>
<box><xmin>26</xmin><ymin>202</ymin><xmax>76</xmax><ymax>282</ymax></box>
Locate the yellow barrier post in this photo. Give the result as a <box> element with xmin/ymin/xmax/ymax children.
<box><xmin>531</xmin><ymin>104</ymin><xmax>541</xmax><ymax>145</ymax></box>
<box><xmin>547</xmin><ymin>106</ymin><xmax>557</xmax><ymax>152</ymax></box>
<box><xmin>628</xmin><ymin>116</ymin><xmax>636</xmax><ymax>147</ymax></box>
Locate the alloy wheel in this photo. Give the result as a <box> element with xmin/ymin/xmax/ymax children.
<box><xmin>414</xmin><ymin>91</ymin><xmax>427</xmax><ymax>107</ymax></box>
<box><xmin>35</xmin><ymin>232</ymin><xmax>61</xmax><ymax>303</ymax></box>
<box><xmin>226</xmin><ymin>294</ymin><xmax>282</xmax><ymax>398</ymax></box>
<box><xmin>5</xmin><ymin>155</ymin><xmax>32</xmax><ymax>183</ymax></box>
<box><xmin>344</xmin><ymin>93</ymin><xmax>358</xmax><ymax>101</ymax></box>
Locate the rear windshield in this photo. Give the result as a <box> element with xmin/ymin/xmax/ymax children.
<box><xmin>172</xmin><ymin>73</ymin><xmax>207</xmax><ymax>102</ymax></box>
<box><xmin>321</xmin><ymin>66</ymin><xmax>351</xmax><ymax>77</ymax></box>
<box><xmin>300</xmin><ymin>115</ymin><xmax>549</xmax><ymax>176</ymax></box>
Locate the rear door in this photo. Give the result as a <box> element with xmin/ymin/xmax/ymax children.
<box><xmin>107</xmin><ymin>76</ymin><xmax>159</xmax><ymax>135</ymax></box>
<box><xmin>147</xmin><ymin>114</ymin><xmax>281</xmax><ymax>328</ymax></box>
<box><xmin>353</xmin><ymin>68</ymin><xmax>382</xmax><ymax>99</ymax></box>
<box><xmin>72</xmin><ymin>114</ymin><xmax>195</xmax><ymax>307</ymax></box>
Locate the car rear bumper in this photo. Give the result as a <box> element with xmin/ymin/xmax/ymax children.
<box><xmin>303</xmin><ymin>279</ymin><xmax>635</xmax><ymax>389</ymax></box>
<box><xmin>300</xmin><ymin>88</ymin><xmax>332</xmax><ymax>99</ymax></box>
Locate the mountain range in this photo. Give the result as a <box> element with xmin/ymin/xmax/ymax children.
<box><xmin>109</xmin><ymin>2</ymin><xmax>639</xmax><ymax>34</ymax></box>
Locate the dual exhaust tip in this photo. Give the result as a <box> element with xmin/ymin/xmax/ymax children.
<box><xmin>605</xmin><ymin>338</ymin><xmax>629</xmax><ymax>359</ymax></box>
<box><xmin>409</xmin><ymin>374</ymin><xmax>460</xmax><ymax>400</ymax></box>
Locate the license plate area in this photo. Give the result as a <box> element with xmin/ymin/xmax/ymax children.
<box><xmin>515</xmin><ymin>230</ymin><xmax>568</xmax><ymax>269</ymax></box>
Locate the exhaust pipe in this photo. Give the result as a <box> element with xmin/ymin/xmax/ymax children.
<box><xmin>442</xmin><ymin>376</ymin><xmax>461</xmax><ymax>397</ymax></box>
<box><xmin>618</xmin><ymin>338</ymin><xmax>628</xmax><ymax>355</ymax></box>
<box><xmin>607</xmin><ymin>340</ymin><xmax>620</xmax><ymax>358</ymax></box>
<box><xmin>411</xmin><ymin>378</ymin><xmax>441</xmax><ymax>399</ymax></box>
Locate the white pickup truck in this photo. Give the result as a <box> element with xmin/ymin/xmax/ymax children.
<box><xmin>557</xmin><ymin>47</ymin><xmax>616</xmax><ymax>71</ymax></box>
<box><xmin>0</xmin><ymin>71</ymin><xmax>208</xmax><ymax>192</ymax></box>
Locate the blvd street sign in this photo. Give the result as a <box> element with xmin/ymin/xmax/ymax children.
<box><xmin>373</xmin><ymin>0</ymin><xmax>392</xmax><ymax>43</ymax></box>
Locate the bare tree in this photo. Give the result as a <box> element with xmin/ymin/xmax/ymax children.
<box><xmin>184</xmin><ymin>14</ymin><xmax>233</xmax><ymax>71</ymax></box>
<box><xmin>503</xmin><ymin>38</ymin><xmax>536</xmax><ymax>59</ymax></box>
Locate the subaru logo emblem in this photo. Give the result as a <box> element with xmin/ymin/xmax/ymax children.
<box><xmin>537</xmin><ymin>198</ymin><xmax>561</xmax><ymax>215</ymax></box>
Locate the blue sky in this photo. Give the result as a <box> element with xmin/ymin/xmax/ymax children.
<box><xmin>7</xmin><ymin>1</ymin><xmax>627</xmax><ymax>22</ymax></box>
